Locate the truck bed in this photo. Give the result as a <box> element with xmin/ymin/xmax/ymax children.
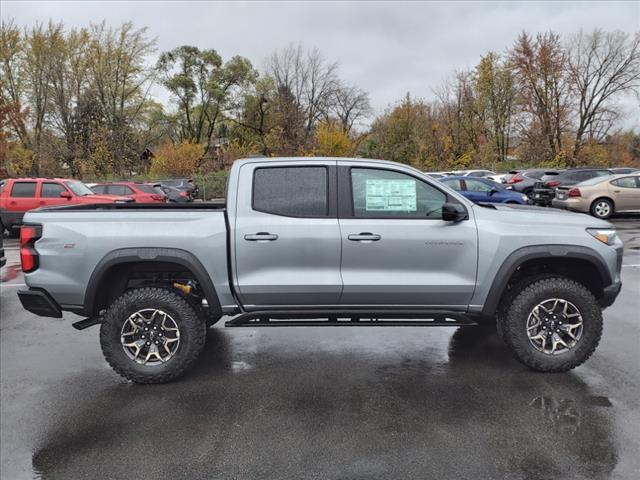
<box><xmin>34</xmin><ymin>200</ymin><xmax>226</xmax><ymax>212</ymax></box>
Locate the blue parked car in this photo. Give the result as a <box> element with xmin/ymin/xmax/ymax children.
<box><xmin>440</xmin><ymin>176</ymin><xmax>529</xmax><ymax>205</ymax></box>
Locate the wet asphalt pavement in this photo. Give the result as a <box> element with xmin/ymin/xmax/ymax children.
<box><xmin>1</xmin><ymin>218</ymin><xmax>639</xmax><ymax>480</ymax></box>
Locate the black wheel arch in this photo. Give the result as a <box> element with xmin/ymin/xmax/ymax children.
<box><xmin>481</xmin><ymin>244</ymin><xmax>612</xmax><ymax>318</ymax></box>
<box><xmin>84</xmin><ymin>247</ymin><xmax>222</xmax><ymax>319</ymax></box>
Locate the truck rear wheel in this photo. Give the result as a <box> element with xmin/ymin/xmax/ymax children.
<box><xmin>498</xmin><ymin>276</ymin><xmax>602</xmax><ymax>372</ymax></box>
<box><xmin>100</xmin><ymin>287</ymin><xmax>206</xmax><ymax>383</ymax></box>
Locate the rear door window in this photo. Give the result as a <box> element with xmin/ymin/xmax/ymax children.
<box><xmin>10</xmin><ymin>182</ymin><xmax>37</xmax><ymax>197</ymax></box>
<box><xmin>612</xmin><ymin>177</ymin><xmax>639</xmax><ymax>188</ymax></box>
<box><xmin>41</xmin><ymin>182</ymin><xmax>67</xmax><ymax>198</ymax></box>
<box><xmin>253</xmin><ymin>166</ymin><xmax>328</xmax><ymax>217</ymax></box>
<box><xmin>91</xmin><ymin>185</ymin><xmax>108</xmax><ymax>194</ymax></box>
<box><xmin>108</xmin><ymin>185</ymin><xmax>134</xmax><ymax>196</ymax></box>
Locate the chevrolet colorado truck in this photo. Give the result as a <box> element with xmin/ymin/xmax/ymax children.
<box><xmin>17</xmin><ymin>158</ymin><xmax>623</xmax><ymax>383</ymax></box>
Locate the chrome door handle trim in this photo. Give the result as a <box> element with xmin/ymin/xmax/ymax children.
<box><xmin>244</xmin><ymin>233</ymin><xmax>278</xmax><ymax>241</ymax></box>
<box><xmin>348</xmin><ymin>233</ymin><xmax>381</xmax><ymax>241</ymax></box>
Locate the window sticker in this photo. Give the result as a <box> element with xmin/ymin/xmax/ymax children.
<box><xmin>365</xmin><ymin>179</ymin><xmax>417</xmax><ymax>211</ymax></box>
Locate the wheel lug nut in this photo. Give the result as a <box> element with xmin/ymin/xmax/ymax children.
<box><xmin>146</xmin><ymin>342</ymin><xmax>150</xmax><ymax>345</ymax></box>
<box><xmin>141</xmin><ymin>335</ymin><xmax>145</xmax><ymax>339</ymax></box>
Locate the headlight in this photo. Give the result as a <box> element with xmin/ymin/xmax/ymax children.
<box><xmin>521</xmin><ymin>194</ymin><xmax>528</xmax><ymax>202</ymax></box>
<box><xmin>586</xmin><ymin>228</ymin><xmax>620</xmax><ymax>246</ymax></box>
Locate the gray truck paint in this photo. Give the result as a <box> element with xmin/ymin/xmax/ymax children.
<box><xmin>22</xmin><ymin>157</ymin><xmax>622</xmax><ymax>317</ymax></box>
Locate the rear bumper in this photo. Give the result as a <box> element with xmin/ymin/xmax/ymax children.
<box><xmin>17</xmin><ymin>288</ymin><xmax>63</xmax><ymax>318</ymax></box>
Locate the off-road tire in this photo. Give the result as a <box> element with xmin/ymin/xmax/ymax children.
<box><xmin>100</xmin><ymin>287</ymin><xmax>206</xmax><ymax>384</ymax></box>
<box><xmin>498</xmin><ymin>276</ymin><xmax>602</xmax><ymax>372</ymax></box>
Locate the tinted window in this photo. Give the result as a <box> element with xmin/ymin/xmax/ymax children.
<box><xmin>465</xmin><ymin>179</ymin><xmax>493</xmax><ymax>192</ymax></box>
<box><xmin>91</xmin><ymin>185</ymin><xmax>108</xmax><ymax>194</ymax></box>
<box><xmin>351</xmin><ymin>168</ymin><xmax>446</xmax><ymax>219</ymax></box>
<box><xmin>253</xmin><ymin>166</ymin><xmax>328</xmax><ymax>217</ymax></box>
<box><xmin>41</xmin><ymin>182</ymin><xmax>67</xmax><ymax>198</ymax></box>
<box><xmin>612</xmin><ymin>177</ymin><xmax>638</xmax><ymax>188</ymax></box>
<box><xmin>108</xmin><ymin>185</ymin><xmax>134</xmax><ymax>196</ymax></box>
<box><xmin>10</xmin><ymin>182</ymin><xmax>36</xmax><ymax>197</ymax></box>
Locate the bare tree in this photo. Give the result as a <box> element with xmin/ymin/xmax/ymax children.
<box><xmin>567</xmin><ymin>30</ymin><xmax>640</xmax><ymax>159</ymax></box>
<box><xmin>267</xmin><ymin>45</ymin><xmax>339</xmax><ymax>144</ymax></box>
<box><xmin>332</xmin><ymin>82</ymin><xmax>371</xmax><ymax>133</ymax></box>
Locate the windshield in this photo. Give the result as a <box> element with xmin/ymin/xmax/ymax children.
<box><xmin>65</xmin><ymin>180</ymin><xmax>94</xmax><ymax>196</ymax></box>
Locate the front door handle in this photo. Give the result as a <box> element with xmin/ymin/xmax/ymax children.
<box><xmin>244</xmin><ymin>232</ymin><xmax>278</xmax><ymax>241</ymax></box>
<box><xmin>348</xmin><ymin>232</ymin><xmax>381</xmax><ymax>242</ymax></box>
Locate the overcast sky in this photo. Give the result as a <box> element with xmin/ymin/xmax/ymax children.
<box><xmin>4</xmin><ymin>1</ymin><xmax>640</xmax><ymax>123</ymax></box>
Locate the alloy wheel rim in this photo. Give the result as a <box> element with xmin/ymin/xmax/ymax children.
<box><xmin>120</xmin><ymin>309</ymin><xmax>180</xmax><ymax>365</ymax></box>
<box><xmin>595</xmin><ymin>202</ymin><xmax>610</xmax><ymax>217</ymax></box>
<box><xmin>526</xmin><ymin>298</ymin><xmax>583</xmax><ymax>355</ymax></box>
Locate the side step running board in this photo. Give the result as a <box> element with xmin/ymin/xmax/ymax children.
<box><xmin>226</xmin><ymin>310</ymin><xmax>476</xmax><ymax>327</ymax></box>
<box><xmin>72</xmin><ymin>317</ymin><xmax>102</xmax><ymax>330</ymax></box>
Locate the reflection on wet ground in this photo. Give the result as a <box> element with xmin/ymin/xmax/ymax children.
<box><xmin>21</xmin><ymin>326</ymin><xmax>620</xmax><ymax>480</ymax></box>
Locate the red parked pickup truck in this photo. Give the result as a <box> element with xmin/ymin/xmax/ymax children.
<box><xmin>0</xmin><ymin>178</ymin><xmax>129</xmax><ymax>236</ymax></box>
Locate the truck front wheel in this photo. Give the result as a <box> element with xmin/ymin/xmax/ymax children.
<box><xmin>498</xmin><ymin>276</ymin><xmax>603</xmax><ymax>372</ymax></box>
<box><xmin>100</xmin><ymin>287</ymin><xmax>206</xmax><ymax>383</ymax></box>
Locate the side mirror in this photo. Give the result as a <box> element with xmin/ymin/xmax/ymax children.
<box><xmin>442</xmin><ymin>202</ymin><xmax>467</xmax><ymax>222</ymax></box>
<box><xmin>489</xmin><ymin>188</ymin><xmax>499</xmax><ymax>195</ymax></box>
<box><xmin>60</xmin><ymin>191</ymin><xmax>72</xmax><ymax>199</ymax></box>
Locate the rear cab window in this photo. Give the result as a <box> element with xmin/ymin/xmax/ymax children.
<box><xmin>253</xmin><ymin>166</ymin><xmax>328</xmax><ymax>217</ymax></box>
<box><xmin>10</xmin><ymin>181</ymin><xmax>37</xmax><ymax>197</ymax></box>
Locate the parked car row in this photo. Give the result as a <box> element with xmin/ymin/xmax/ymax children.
<box><xmin>1</xmin><ymin>177</ymin><xmax>197</xmax><ymax>236</ymax></box>
<box><xmin>0</xmin><ymin>178</ymin><xmax>133</xmax><ymax>236</ymax></box>
<box><xmin>429</xmin><ymin>167</ymin><xmax>640</xmax><ymax>219</ymax></box>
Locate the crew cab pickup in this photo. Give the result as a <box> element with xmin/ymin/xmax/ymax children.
<box><xmin>1</xmin><ymin>178</ymin><xmax>130</xmax><ymax>236</ymax></box>
<box><xmin>17</xmin><ymin>158</ymin><xmax>623</xmax><ymax>383</ymax></box>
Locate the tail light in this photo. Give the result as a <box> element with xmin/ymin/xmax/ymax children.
<box><xmin>150</xmin><ymin>194</ymin><xmax>165</xmax><ymax>201</ymax></box>
<box><xmin>508</xmin><ymin>173</ymin><xmax>524</xmax><ymax>184</ymax></box>
<box><xmin>568</xmin><ymin>188</ymin><xmax>581</xmax><ymax>197</ymax></box>
<box><xmin>179</xmin><ymin>191</ymin><xmax>188</xmax><ymax>197</ymax></box>
<box><xmin>545</xmin><ymin>181</ymin><xmax>561</xmax><ymax>187</ymax></box>
<box><xmin>20</xmin><ymin>225</ymin><xmax>42</xmax><ymax>273</ymax></box>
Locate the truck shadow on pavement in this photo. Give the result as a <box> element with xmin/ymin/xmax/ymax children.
<box><xmin>31</xmin><ymin>325</ymin><xmax>617</xmax><ymax>480</ymax></box>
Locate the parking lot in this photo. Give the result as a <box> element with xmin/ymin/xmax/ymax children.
<box><xmin>1</xmin><ymin>217</ymin><xmax>639</xmax><ymax>480</ymax></box>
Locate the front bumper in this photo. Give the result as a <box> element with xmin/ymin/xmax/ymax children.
<box><xmin>599</xmin><ymin>281</ymin><xmax>622</xmax><ymax>309</ymax></box>
<box><xmin>18</xmin><ymin>288</ymin><xmax>62</xmax><ymax>318</ymax></box>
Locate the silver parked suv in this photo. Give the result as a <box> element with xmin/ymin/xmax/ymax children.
<box><xmin>16</xmin><ymin>157</ymin><xmax>623</xmax><ymax>383</ymax></box>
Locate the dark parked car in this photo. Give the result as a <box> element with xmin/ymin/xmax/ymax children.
<box><xmin>160</xmin><ymin>185</ymin><xmax>193</xmax><ymax>203</ymax></box>
<box><xmin>532</xmin><ymin>168</ymin><xmax>613</xmax><ymax>206</ymax></box>
<box><xmin>440</xmin><ymin>176</ymin><xmax>529</xmax><ymax>204</ymax></box>
<box><xmin>158</xmin><ymin>179</ymin><xmax>199</xmax><ymax>199</ymax></box>
<box><xmin>505</xmin><ymin>169</ymin><xmax>563</xmax><ymax>201</ymax></box>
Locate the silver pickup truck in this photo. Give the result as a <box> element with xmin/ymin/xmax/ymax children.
<box><xmin>17</xmin><ymin>157</ymin><xmax>623</xmax><ymax>383</ymax></box>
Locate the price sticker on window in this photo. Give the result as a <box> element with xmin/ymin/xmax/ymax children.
<box><xmin>365</xmin><ymin>179</ymin><xmax>417</xmax><ymax>211</ymax></box>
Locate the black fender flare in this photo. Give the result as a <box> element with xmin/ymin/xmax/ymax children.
<box><xmin>84</xmin><ymin>247</ymin><xmax>223</xmax><ymax>318</ymax></box>
<box><xmin>481</xmin><ymin>244</ymin><xmax>612</xmax><ymax>317</ymax></box>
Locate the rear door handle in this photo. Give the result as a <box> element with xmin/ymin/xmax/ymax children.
<box><xmin>348</xmin><ymin>232</ymin><xmax>381</xmax><ymax>242</ymax></box>
<box><xmin>244</xmin><ymin>232</ymin><xmax>278</xmax><ymax>241</ymax></box>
